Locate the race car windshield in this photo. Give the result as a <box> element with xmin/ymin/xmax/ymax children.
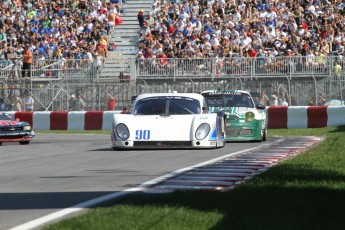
<box><xmin>204</xmin><ymin>93</ymin><xmax>254</xmax><ymax>108</ymax></box>
<box><xmin>224</xmin><ymin>94</ymin><xmax>254</xmax><ymax>108</ymax></box>
<box><xmin>0</xmin><ymin>114</ymin><xmax>13</xmax><ymax>120</ymax></box>
<box><xmin>134</xmin><ymin>97</ymin><xmax>201</xmax><ymax>115</ymax></box>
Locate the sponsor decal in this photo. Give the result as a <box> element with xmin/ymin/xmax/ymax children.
<box><xmin>240</xmin><ymin>129</ymin><xmax>252</xmax><ymax>135</ymax></box>
<box><xmin>207</xmin><ymin>91</ymin><xmax>241</xmax><ymax>95</ymax></box>
<box><xmin>1</xmin><ymin>132</ymin><xmax>20</xmax><ymax>136</ymax></box>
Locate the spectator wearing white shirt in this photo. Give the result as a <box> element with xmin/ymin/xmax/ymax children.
<box><xmin>230</xmin><ymin>27</ymin><xmax>239</xmax><ymax>40</ymax></box>
<box><xmin>281</xmin><ymin>98</ymin><xmax>289</xmax><ymax>106</ymax></box>
<box><xmin>241</xmin><ymin>33</ymin><xmax>252</xmax><ymax>49</ymax></box>
<box><xmin>232</xmin><ymin>10</ymin><xmax>241</xmax><ymax>22</ymax></box>
<box><xmin>24</xmin><ymin>94</ymin><xmax>34</xmax><ymax>112</ymax></box>
<box><xmin>267</xmin><ymin>8</ymin><xmax>277</xmax><ymax>20</ymax></box>
<box><xmin>269</xmin><ymin>94</ymin><xmax>278</xmax><ymax>106</ymax></box>
<box><xmin>268</xmin><ymin>26</ymin><xmax>276</xmax><ymax>38</ymax></box>
<box><xmin>231</xmin><ymin>34</ymin><xmax>241</xmax><ymax>49</ymax></box>
<box><xmin>221</xmin><ymin>26</ymin><xmax>231</xmax><ymax>37</ymax></box>
<box><xmin>260</xmin><ymin>9</ymin><xmax>268</xmax><ymax>19</ymax></box>
<box><xmin>297</xmin><ymin>25</ymin><xmax>305</xmax><ymax>36</ymax></box>
<box><xmin>253</xmin><ymin>35</ymin><xmax>262</xmax><ymax>50</ymax></box>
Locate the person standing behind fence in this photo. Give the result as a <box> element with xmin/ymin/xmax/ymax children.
<box><xmin>106</xmin><ymin>93</ymin><xmax>116</xmax><ymax>110</ymax></box>
<box><xmin>333</xmin><ymin>61</ymin><xmax>342</xmax><ymax>79</ymax></box>
<box><xmin>24</xmin><ymin>93</ymin><xmax>34</xmax><ymax>112</ymax></box>
<box><xmin>14</xmin><ymin>95</ymin><xmax>22</xmax><ymax>112</ymax></box>
<box><xmin>68</xmin><ymin>95</ymin><xmax>77</xmax><ymax>111</ymax></box>
<box><xmin>269</xmin><ymin>94</ymin><xmax>278</xmax><ymax>106</ymax></box>
<box><xmin>76</xmin><ymin>95</ymin><xmax>86</xmax><ymax>111</ymax></box>
<box><xmin>22</xmin><ymin>44</ymin><xmax>33</xmax><ymax>79</ymax></box>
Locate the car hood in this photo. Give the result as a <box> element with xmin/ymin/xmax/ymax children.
<box><xmin>0</xmin><ymin>120</ymin><xmax>20</xmax><ymax>126</ymax></box>
<box><xmin>113</xmin><ymin>114</ymin><xmax>216</xmax><ymax>141</ymax></box>
<box><xmin>0</xmin><ymin>120</ymin><xmax>29</xmax><ymax>127</ymax></box>
<box><xmin>210</xmin><ymin>107</ymin><xmax>255</xmax><ymax>117</ymax></box>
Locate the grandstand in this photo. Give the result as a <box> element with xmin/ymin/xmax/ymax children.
<box><xmin>0</xmin><ymin>0</ymin><xmax>345</xmax><ymax>110</ymax></box>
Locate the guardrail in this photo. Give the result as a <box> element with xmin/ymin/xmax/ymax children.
<box><xmin>6</xmin><ymin>106</ymin><xmax>345</xmax><ymax>130</ymax></box>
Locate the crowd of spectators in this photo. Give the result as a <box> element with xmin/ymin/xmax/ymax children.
<box><xmin>136</xmin><ymin>0</ymin><xmax>345</xmax><ymax>69</ymax></box>
<box><xmin>0</xmin><ymin>0</ymin><xmax>124</xmax><ymax>71</ymax></box>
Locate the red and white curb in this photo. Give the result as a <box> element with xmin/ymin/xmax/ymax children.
<box><xmin>145</xmin><ymin>136</ymin><xmax>323</xmax><ymax>193</ymax></box>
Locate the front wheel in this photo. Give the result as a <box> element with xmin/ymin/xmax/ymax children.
<box><xmin>20</xmin><ymin>141</ymin><xmax>30</xmax><ymax>145</ymax></box>
<box><xmin>0</xmin><ymin>142</ymin><xmax>2</xmax><ymax>146</ymax></box>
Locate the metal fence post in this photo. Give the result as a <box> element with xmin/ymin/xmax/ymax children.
<box><xmin>130</xmin><ymin>58</ymin><xmax>136</xmax><ymax>81</ymax></box>
<box><xmin>312</xmin><ymin>75</ymin><xmax>317</xmax><ymax>105</ymax></box>
<box><xmin>173</xmin><ymin>58</ymin><xmax>176</xmax><ymax>82</ymax></box>
<box><xmin>285</xmin><ymin>75</ymin><xmax>291</xmax><ymax>106</ymax></box>
<box><xmin>251</xmin><ymin>57</ymin><xmax>254</xmax><ymax>78</ymax></box>
<box><xmin>211</xmin><ymin>57</ymin><xmax>215</xmax><ymax>81</ymax></box>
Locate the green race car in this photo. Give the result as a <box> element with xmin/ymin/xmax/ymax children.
<box><xmin>201</xmin><ymin>90</ymin><xmax>267</xmax><ymax>142</ymax></box>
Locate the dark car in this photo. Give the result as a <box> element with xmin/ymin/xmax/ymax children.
<box><xmin>0</xmin><ymin>113</ymin><xmax>35</xmax><ymax>145</ymax></box>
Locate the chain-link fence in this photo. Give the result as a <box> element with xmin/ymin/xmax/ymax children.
<box><xmin>0</xmin><ymin>56</ymin><xmax>344</xmax><ymax>112</ymax></box>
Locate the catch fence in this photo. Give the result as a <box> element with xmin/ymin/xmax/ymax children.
<box><xmin>0</xmin><ymin>56</ymin><xmax>344</xmax><ymax>111</ymax></box>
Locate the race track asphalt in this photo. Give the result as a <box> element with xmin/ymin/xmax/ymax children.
<box><xmin>0</xmin><ymin>134</ymin><xmax>279</xmax><ymax>230</ymax></box>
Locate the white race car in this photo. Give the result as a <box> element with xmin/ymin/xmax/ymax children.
<box><xmin>111</xmin><ymin>92</ymin><xmax>226</xmax><ymax>149</ymax></box>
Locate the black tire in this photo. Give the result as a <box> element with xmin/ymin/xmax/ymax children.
<box><xmin>262</xmin><ymin>129</ymin><xmax>267</xmax><ymax>141</ymax></box>
<box><xmin>0</xmin><ymin>142</ymin><xmax>2</xmax><ymax>146</ymax></box>
<box><xmin>19</xmin><ymin>141</ymin><xmax>30</xmax><ymax>145</ymax></box>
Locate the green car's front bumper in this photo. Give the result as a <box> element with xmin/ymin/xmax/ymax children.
<box><xmin>224</xmin><ymin>118</ymin><xmax>263</xmax><ymax>141</ymax></box>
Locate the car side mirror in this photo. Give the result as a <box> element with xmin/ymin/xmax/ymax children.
<box><xmin>256</xmin><ymin>104</ymin><xmax>265</xmax><ymax>110</ymax></box>
<box><xmin>202</xmin><ymin>106</ymin><xmax>209</xmax><ymax>113</ymax></box>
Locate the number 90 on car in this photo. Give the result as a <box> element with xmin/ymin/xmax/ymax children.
<box><xmin>136</xmin><ymin>130</ymin><xmax>151</xmax><ymax>140</ymax></box>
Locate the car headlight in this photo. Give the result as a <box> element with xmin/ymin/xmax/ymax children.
<box><xmin>23</xmin><ymin>125</ymin><xmax>31</xmax><ymax>131</ymax></box>
<box><xmin>116</xmin><ymin>123</ymin><xmax>130</xmax><ymax>140</ymax></box>
<box><xmin>195</xmin><ymin>123</ymin><xmax>211</xmax><ymax>140</ymax></box>
<box><xmin>245</xmin><ymin>112</ymin><xmax>255</xmax><ymax>121</ymax></box>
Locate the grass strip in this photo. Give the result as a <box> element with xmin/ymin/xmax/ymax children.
<box><xmin>43</xmin><ymin>126</ymin><xmax>345</xmax><ymax>230</ymax></box>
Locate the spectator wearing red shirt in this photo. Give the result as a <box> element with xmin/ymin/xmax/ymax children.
<box><xmin>144</xmin><ymin>48</ymin><xmax>152</xmax><ymax>58</ymax></box>
<box><xmin>158</xmin><ymin>52</ymin><xmax>168</xmax><ymax>66</ymax></box>
<box><xmin>248</xmin><ymin>48</ymin><xmax>258</xmax><ymax>58</ymax></box>
<box><xmin>301</xmin><ymin>22</ymin><xmax>308</xmax><ymax>31</ymax></box>
<box><xmin>106</xmin><ymin>93</ymin><xmax>116</xmax><ymax>110</ymax></box>
<box><xmin>167</xmin><ymin>24</ymin><xmax>175</xmax><ymax>34</ymax></box>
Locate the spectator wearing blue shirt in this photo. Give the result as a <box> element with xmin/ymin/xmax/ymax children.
<box><xmin>49</xmin><ymin>41</ymin><xmax>57</xmax><ymax>51</ymax></box>
<box><xmin>26</xmin><ymin>2</ymin><xmax>33</xmax><ymax>10</ymax></box>
<box><xmin>204</xmin><ymin>31</ymin><xmax>211</xmax><ymax>41</ymax></box>
<box><xmin>48</xmin><ymin>25</ymin><xmax>57</xmax><ymax>35</ymax></box>
<box><xmin>39</xmin><ymin>25</ymin><xmax>50</xmax><ymax>36</ymax></box>
<box><xmin>83</xmin><ymin>26</ymin><xmax>92</xmax><ymax>34</ymax></box>
<box><xmin>30</xmin><ymin>26</ymin><xmax>38</xmax><ymax>34</ymax></box>
<box><xmin>265</xmin><ymin>19</ymin><xmax>275</xmax><ymax>28</ymax></box>
<box><xmin>38</xmin><ymin>41</ymin><xmax>48</xmax><ymax>53</ymax></box>
<box><xmin>256</xmin><ymin>3</ymin><xmax>265</xmax><ymax>12</ymax></box>
<box><xmin>204</xmin><ymin>24</ymin><xmax>213</xmax><ymax>34</ymax></box>
<box><xmin>30</xmin><ymin>17</ymin><xmax>40</xmax><ymax>26</ymax></box>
